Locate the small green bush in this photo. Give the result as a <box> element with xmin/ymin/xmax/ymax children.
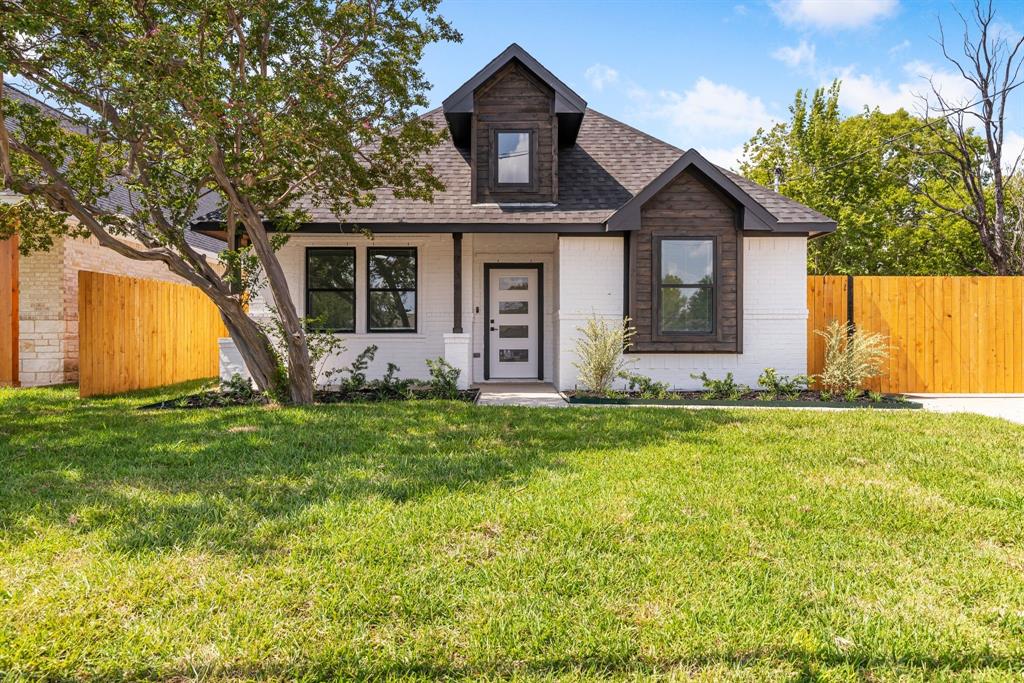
<box><xmin>691</xmin><ymin>372</ymin><xmax>747</xmax><ymax>401</ymax></box>
<box><xmin>366</xmin><ymin>363</ymin><xmax>413</xmax><ymax>400</ymax></box>
<box><xmin>572</xmin><ymin>316</ymin><xmax>636</xmax><ymax>396</ymax></box>
<box><xmin>757</xmin><ymin>367</ymin><xmax>810</xmax><ymax>400</ymax></box>
<box><xmin>327</xmin><ymin>345</ymin><xmax>378</xmax><ymax>392</ymax></box>
<box><xmin>618</xmin><ymin>372</ymin><xmax>671</xmax><ymax>399</ymax></box>
<box><xmin>425</xmin><ymin>357</ymin><xmax>461</xmax><ymax>399</ymax></box>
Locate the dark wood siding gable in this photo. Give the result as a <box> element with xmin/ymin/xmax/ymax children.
<box><xmin>628</xmin><ymin>168</ymin><xmax>743</xmax><ymax>353</ymax></box>
<box><xmin>472</xmin><ymin>61</ymin><xmax>556</xmax><ymax>204</ymax></box>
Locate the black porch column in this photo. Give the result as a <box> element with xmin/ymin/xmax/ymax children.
<box><xmin>452</xmin><ymin>232</ymin><xmax>463</xmax><ymax>333</ymax></box>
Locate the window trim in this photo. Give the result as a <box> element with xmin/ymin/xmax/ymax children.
<box><xmin>305</xmin><ymin>247</ymin><xmax>356</xmax><ymax>333</ymax></box>
<box><xmin>653</xmin><ymin>236</ymin><xmax>718</xmax><ymax>337</ymax></box>
<box><xmin>491</xmin><ymin>128</ymin><xmax>537</xmax><ymax>191</ymax></box>
<box><xmin>366</xmin><ymin>246</ymin><xmax>418</xmax><ymax>334</ymax></box>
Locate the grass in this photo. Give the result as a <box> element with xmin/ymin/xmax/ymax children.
<box><xmin>1</xmin><ymin>383</ymin><xmax>1023</xmax><ymax>681</ymax></box>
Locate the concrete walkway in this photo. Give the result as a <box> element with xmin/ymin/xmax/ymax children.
<box><xmin>476</xmin><ymin>382</ymin><xmax>567</xmax><ymax>407</ymax></box>
<box><xmin>909</xmin><ymin>394</ymin><xmax>1024</xmax><ymax>425</ymax></box>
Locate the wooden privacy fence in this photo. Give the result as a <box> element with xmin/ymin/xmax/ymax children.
<box><xmin>808</xmin><ymin>275</ymin><xmax>1024</xmax><ymax>394</ymax></box>
<box><xmin>79</xmin><ymin>271</ymin><xmax>227</xmax><ymax>397</ymax></box>
<box><xmin>0</xmin><ymin>236</ymin><xmax>17</xmax><ymax>387</ymax></box>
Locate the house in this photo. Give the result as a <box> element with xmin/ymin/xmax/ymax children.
<box><xmin>1</xmin><ymin>85</ymin><xmax>225</xmax><ymax>387</ymax></box>
<box><xmin>194</xmin><ymin>44</ymin><xmax>835</xmax><ymax>391</ymax></box>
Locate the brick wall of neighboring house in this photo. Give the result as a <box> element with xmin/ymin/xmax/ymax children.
<box><xmin>19</xmin><ymin>235</ymin><xmax>191</xmax><ymax>386</ymax></box>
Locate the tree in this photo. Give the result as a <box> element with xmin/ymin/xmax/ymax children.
<box><xmin>742</xmin><ymin>82</ymin><xmax>987</xmax><ymax>275</ymax></box>
<box><xmin>921</xmin><ymin>0</ymin><xmax>1024</xmax><ymax>275</ymax></box>
<box><xmin>0</xmin><ymin>0</ymin><xmax>459</xmax><ymax>403</ymax></box>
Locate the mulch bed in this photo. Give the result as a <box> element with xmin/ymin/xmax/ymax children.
<box><xmin>565</xmin><ymin>390</ymin><xmax>921</xmax><ymax>409</ymax></box>
<box><xmin>139</xmin><ymin>387</ymin><xmax>480</xmax><ymax>410</ymax></box>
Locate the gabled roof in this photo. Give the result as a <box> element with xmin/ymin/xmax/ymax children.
<box><xmin>442</xmin><ymin>42</ymin><xmax>586</xmax><ymax>115</ymax></box>
<box><xmin>441</xmin><ymin>43</ymin><xmax>587</xmax><ymax>147</ymax></box>
<box><xmin>606</xmin><ymin>148</ymin><xmax>834</xmax><ymax>234</ymax></box>
<box><xmin>190</xmin><ymin>107</ymin><xmax>834</xmax><ymax>235</ymax></box>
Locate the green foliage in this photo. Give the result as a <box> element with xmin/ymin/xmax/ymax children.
<box><xmin>868</xmin><ymin>390</ymin><xmax>885</xmax><ymax>403</ymax></box>
<box><xmin>366</xmin><ymin>363</ymin><xmax>413</xmax><ymax>401</ymax></box>
<box><xmin>618</xmin><ymin>372</ymin><xmax>671</xmax><ymax>399</ymax></box>
<box><xmin>262</xmin><ymin>308</ymin><xmax>347</xmax><ymax>386</ymax></box>
<box><xmin>328</xmin><ymin>345</ymin><xmax>378</xmax><ymax>392</ymax></box>
<box><xmin>572</xmin><ymin>316</ymin><xmax>636</xmax><ymax>396</ymax></box>
<box><xmin>844</xmin><ymin>387</ymin><xmax>864</xmax><ymax>403</ymax></box>
<box><xmin>757</xmin><ymin>367</ymin><xmax>810</xmax><ymax>400</ymax></box>
<box><xmin>816</xmin><ymin>320</ymin><xmax>889</xmax><ymax>394</ymax></box>
<box><xmin>425</xmin><ymin>357</ymin><xmax>461</xmax><ymax>400</ymax></box>
<box><xmin>691</xmin><ymin>372</ymin><xmax>748</xmax><ymax>400</ymax></box>
<box><xmin>741</xmin><ymin>82</ymin><xmax>989</xmax><ymax>275</ymax></box>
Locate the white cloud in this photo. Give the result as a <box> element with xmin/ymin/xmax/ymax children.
<box><xmin>584</xmin><ymin>63</ymin><xmax>619</xmax><ymax>92</ymax></box>
<box><xmin>772</xmin><ymin>0</ymin><xmax>898</xmax><ymax>29</ymax></box>
<box><xmin>646</xmin><ymin>77</ymin><xmax>775</xmax><ymax>137</ymax></box>
<box><xmin>1004</xmin><ymin>131</ymin><xmax>1024</xmax><ymax>170</ymax></box>
<box><xmin>701</xmin><ymin>143</ymin><xmax>749</xmax><ymax>170</ymax></box>
<box><xmin>832</xmin><ymin>60</ymin><xmax>975</xmax><ymax>114</ymax></box>
<box><xmin>889</xmin><ymin>39</ymin><xmax>911</xmax><ymax>55</ymax></box>
<box><xmin>772</xmin><ymin>40</ymin><xmax>816</xmax><ymax>69</ymax></box>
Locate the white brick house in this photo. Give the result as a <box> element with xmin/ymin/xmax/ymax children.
<box><xmin>197</xmin><ymin>45</ymin><xmax>836</xmax><ymax>391</ymax></box>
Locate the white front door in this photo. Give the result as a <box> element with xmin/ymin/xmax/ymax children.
<box><xmin>488</xmin><ymin>267</ymin><xmax>540</xmax><ymax>379</ymax></box>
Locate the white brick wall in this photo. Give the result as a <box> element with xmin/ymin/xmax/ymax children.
<box><xmin>248</xmin><ymin>232</ymin><xmax>560</xmax><ymax>385</ymax></box>
<box><xmin>556</xmin><ymin>235</ymin><xmax>808</xmax><ymax>391</ymax></box>
<box><xmin>251</xmin><ymin>233</ymin><xmax>456</xmax><ymax>383</ymax></box>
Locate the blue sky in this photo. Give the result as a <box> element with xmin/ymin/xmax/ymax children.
<box><xmin>419</xmin><ymin>0</ymin><xmax>1024</xmax><ymax>168</ymax></box>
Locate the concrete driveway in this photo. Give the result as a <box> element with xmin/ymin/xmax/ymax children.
<box><xmin>909</xmin><ymin>395</ymin><xmax>1024</xmax><ymax>425</ymax></box>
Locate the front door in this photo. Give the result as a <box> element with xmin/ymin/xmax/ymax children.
<box><xmin>487</xmin><ymin>267</ymin><xmax>540</xmax><ymax>379</ymax></box>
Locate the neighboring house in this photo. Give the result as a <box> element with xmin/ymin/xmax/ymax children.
<box><xmin>2</xmin><ymin>85</ymin><xmax>225</xmax><ymax>387</ymax></box>
<box><xmin>194</xmin><ymin>44</ymin><xmax>835</xmax><ymax>390</ymax></box>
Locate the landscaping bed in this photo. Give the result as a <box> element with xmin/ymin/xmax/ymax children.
<box><xmin>565</xmin><ymin>389</ymin><xmax>921</xmax><ymax>409</ymax></box>
<box><xmin>140</xmin><ymin>386</ymin><xmax>479</xmax><ymax>410</ymax></box>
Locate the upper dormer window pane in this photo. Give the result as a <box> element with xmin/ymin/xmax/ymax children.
<box><xmin>497</xmin><ymin>132</ymin><xmax>531</xmax><ymax>184</ymax></box>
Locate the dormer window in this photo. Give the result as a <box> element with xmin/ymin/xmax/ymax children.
<box><xmin>495</xmin><ymin>130</ymin><xmax>534</xmax><ymax>187</ymax></box>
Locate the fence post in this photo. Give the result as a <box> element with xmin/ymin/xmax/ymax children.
<box><xmin>846</xmin><ymin>275</ymin><xmax>855</xmax><ymax>336</ymax></box>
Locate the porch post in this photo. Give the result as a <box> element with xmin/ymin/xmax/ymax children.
<box><xmin>444</xmin><ymin>232</ymin><xmax>471</xmax><ymax>388</ymax></box>
<box><xmin>452</xmin><ymin>232</ymin><xmax>463</xmax><ymax>333</ymax></box>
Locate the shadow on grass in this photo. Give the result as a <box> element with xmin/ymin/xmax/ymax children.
<box><xmin>0</xmin><ymin>385</ymin><xmax>746</xmax><ymax>555</ymax></box>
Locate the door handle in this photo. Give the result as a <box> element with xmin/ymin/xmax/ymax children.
<box><xmin>490</xmin><ymin>326</ymin><xmax>496</xmax><ymax>331</ymax></box>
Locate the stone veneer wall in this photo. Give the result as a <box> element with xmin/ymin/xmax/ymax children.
<box><xmin>18</xmin><ymin>235</ymin><xmax>191</xmax><ymax>386</ymax></box>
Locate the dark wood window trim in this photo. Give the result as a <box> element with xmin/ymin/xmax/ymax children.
<box><xmin>490</xmin><ymin>128</ymin><xmax>538</xmax><ymax>193</ymax></box>
<box><xmin>305</xmin><ymin>247</ymin><xmax>356</xmax><ymax>333</ymax></box>
<box><xmin>366</xmin><ymin>247</ymin><xmax>418</xmax><ymax>333</ymax></box>
<box><xmin>652</xmin><ymin>235</ymin><xmax>719</xmax><ymax>342</ymax></box>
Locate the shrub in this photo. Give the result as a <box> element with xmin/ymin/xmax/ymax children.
<box><xmin>365</xmin><ymin>362</ymin><xmax>414</xmax><ymax>401</ymax></box>
<box><xmin>815</xmin><ymin>320</ymin><xmax>888</xmax><ymax>394</ymax></box>
<box><xmin>572</xmin><ymin>316</ymin><xmax>636</xmax><ymax>395</ymax></box>
<box><xmin>618</xmin><ymin>371</ymin><xmax>671</xmax><ymax>399</ymax></box>
<box><xmin>425</xmin><ymin>357</ymin><xmax>461</xmax><ymax>399</ymax></box>
<box><xmin>220</xmin><ymin>373</ymin><xmax>261</xmax><ymax>403</ymax></box>
<box><xmin>691</xmin><ymin>372</ymin><xmax>747</xmax><ymax>400</ymax></box>
<box><xmin>757</xmin><ymin>367</ymin><xmax>810</xmax><ymax>400</ymax></box>
<box><xmin>324</xmin><ymin>345</ymin><xmax>378</xmax><ymax>392</ymax></box>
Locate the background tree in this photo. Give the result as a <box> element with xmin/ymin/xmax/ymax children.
<box><xmin>921</xmin><ymin>0</ymin><xmax>1024</xmax><ymax>275</ymax></box>
<box><xmin>742</xmin><ymin>82</ymin><xmax>987</xmax><ymax>275</ymax></box>
<box><xmin>0</xmin><ymin>0</ymin><xmax>458</xmax><ymax>403</ymax></box>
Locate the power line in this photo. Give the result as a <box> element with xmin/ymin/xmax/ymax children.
<box><xmin>778</xmin><ymin>78</ymin><xmax>1024</xmax><ymax>184</ymax></box>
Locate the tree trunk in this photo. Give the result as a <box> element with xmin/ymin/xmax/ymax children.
<box><xmin>238</xmin><ymin>207</ymin><xmax>315</xmax><ymax>404</ymax></box>
<box><xmin>218</xmin><ymin>301</ymin><xmax>281</xmax><ymax>393</ymax></box>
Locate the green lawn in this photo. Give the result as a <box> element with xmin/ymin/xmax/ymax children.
<box><xmin>1</xmin><ymin>385</ymin><xmax>1024</xmax><ymax>681</ymax></box>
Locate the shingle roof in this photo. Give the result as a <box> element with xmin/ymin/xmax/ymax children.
<box><xmin>216</xmin><ymin>107</ymin><xmax>833</xmax><ymax>231</ymax></box>
<box><xmin>3</xmin><ymin>84</ymin><xmax>225</xmax><ymax>254</ymax></box>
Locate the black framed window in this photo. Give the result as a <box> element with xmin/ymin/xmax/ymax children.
<box><xmin>306</xmin><ymin>248</ymin><xmax>355</xmax><ymax>332</ymax></box>
<box><xmin>658</xmin><ymin>239</ymin><xmax>715</xmax><ymax>334</ymax></box>
<box><xmin>367</xmin><ymin>247</ymin><xmax>417</xmax><ymax>332</ymax></box>
<box><xmin>495</xmin><ymin>130</ymin><xmax>533</xmax><ymax>186</ymax></box>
